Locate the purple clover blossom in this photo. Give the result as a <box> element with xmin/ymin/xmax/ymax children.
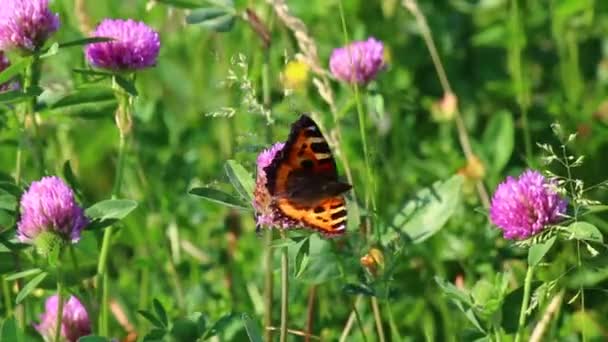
<box><xmin>253</xmin><ymin>142</ymin><xmax>298</xmax><ymax>229</ymax></box>
<box><xmin>490</xmin><ymin>170</ymin><xmax>568</xmax><ymax>240</ymax></box>
<box><xmin>0</xmin><ymin>0</ymin><xmax>60</xmax><ymax>53</ymax></box>
<box><xmin>17</xmin><ymin>176</ymin><xmax>88</xmax><ymax>248</ymax></box>
<box><xmin>85</xmin><ymin>19</ymin><xmax>160</xmax><ymax>71</ymax></box>
<box><xmin>35</xmin><ymin>295</ymin><xmax>91</xmax><ymax>342</ymax></box>
<box><xmin>329</xmin><ymin>37</ymin><xmax>385</xmax><ymax>85</ymax></box>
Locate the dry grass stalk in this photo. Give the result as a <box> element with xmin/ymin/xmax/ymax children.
<box><xmin>402</xmin><ymin>0</ymin><xmax>491</xmax><ymax>208</ymax></box>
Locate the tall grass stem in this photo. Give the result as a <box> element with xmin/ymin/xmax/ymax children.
<box><xmin>279</xmin><ymin>230</ymin><xmax>289</xmax><ymax>342</ymax></box>
<box><xmin>515</xmin><ymin>264</ymin><xmax>534</xmax><ymax>342</ymax></box>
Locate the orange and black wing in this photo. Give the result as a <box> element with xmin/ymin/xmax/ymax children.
<box><xmin>264</xmin><ymin>114</ymin><xmax>349</xmax><ymax>236</ymax></box>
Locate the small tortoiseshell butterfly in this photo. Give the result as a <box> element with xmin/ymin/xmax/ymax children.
<box><xmin>262</xmin><ymin>114</ymin><xmax>352</xmax><ymax>236</ymax></box>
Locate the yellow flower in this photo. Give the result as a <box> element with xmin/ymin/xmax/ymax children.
<box><xmin>281</xmin><ymin>60</ymin><xmax>309</xmax><ymax>91</ymax></box>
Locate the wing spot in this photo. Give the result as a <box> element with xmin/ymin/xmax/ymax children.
<box><xmin>331</xmin><ymin>210</ymin><xmax>347</xmax><ymax>220</ymax></box>
<box><xmin>313</xmin><ymin>206</ymin><xmax>324</xmax><ymax>213</ymax></box>
<box><xmin>311</xmin><ymin>142</ymin><xmax>330</xmax><ymax>154</ymax></box>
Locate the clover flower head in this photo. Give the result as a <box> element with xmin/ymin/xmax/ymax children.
<box><xmin>0</xmin><ymin>0</ymin><xmax>60</xmax><ymax>53</ymax></box>
<box><xmin>85</xmin><ymin>18</ymin><xmax>160</xmax><ymax>71</ymax></box>
<box><xmin>490</xmin><ymin>170</ymin><xmax>568</xmax><ymax>240</ymax></box>
<box><xmin>17</xmin><ymin>176</ymin><xmax>88</xmax><ymax>253</ymax></box>
<box><xmin>35</xmin><ymin>295</ymin><xmax>91</xmax><ymax>342</ymax></box>
<box><xmin>329</xmin><ymin>37</ymin><xmax>385</xmax><ymax>85</ymax></box>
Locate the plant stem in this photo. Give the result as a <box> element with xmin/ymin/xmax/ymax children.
<box><xmin>402</xmin><ymin>0</ymin><xmax>490</xmax><ymax>208</ymax></box>
<box><xmin>23</xmin><ymin>54</ymin><xmax>44</xmax><ymax>174</ymax></box>
<box><xmin>336</xmin><ymin>0</ymin><xmax>377</xmax><ymax>232</ymax></box>
<box><xmin>279</xmin><ymin>230</ymin><xmax>288</xmax><ymax>342</ymax></box>
<box><xmin>263</xmin><ymin>230</ymin><xmax>274</xmax><ymax>342</ymax></box>
<box><xmin>515</xmin><ymin>265</ymin><xmax>534</xmax><ymax>342</ymax></box>
<box><xmin>339</xmin><ymin>296</ymin><xmax>365</xmax><ymax>342</ymax></box>
<box><xmin>2</xmin><ymin>276</ymin><xmax>11</xmax><ymax>317</ymax></box>
<box><xmin>305</xmin><ymin>285</ymin><xmax>316</xmax><ymax>342</ymax></box>
<box><xmin>97</xmin><ymin>80</ymin><xmax>130</xmax><ymax>335</ymax></box>
<box><xmin>54</xmin><ymin>270</ymin><xmax>64</xmax><ymax>342</ymax></box>
<box><xmin>371</xmin><ymin>297</ymin><xmax>386</xmax><ymax>342</ymax></box>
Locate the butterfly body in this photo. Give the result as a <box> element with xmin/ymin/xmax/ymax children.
<box><xmin>262</xmin><ymin>114</ymin><xmax>351</xmax><ymax>236</ymax></box>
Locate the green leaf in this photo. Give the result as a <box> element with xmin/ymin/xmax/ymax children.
<box><xmin>171</xmin><ymin>318</ymin><xmax>200</xmax><ymax>341</ymax></box>
<box><xmin>1</xmin><ymin>317</ymin><xmax>22</xmax><ymax>342</ymax></box>
<box><xmin>78</xmin><ymin>336</ymin><xmax>111</xmax><ymax>342</ymax></box>
<box><xmin>138</xmin><ymin>310</ymin><xmax>165</xmax><ymax>329</ymax></box>
<box><xmin>387</xmin><ymin>175</ymin><xmax>463</xmax><ymax>244</ymax></box>
<box><xmin>483</xmin><ymin>110</ymin><xmax>514</xmax><ymax>172</ymax></box>
<box><xmin>5</xmin><ymin>268</ymin><xmax>42</xmax><ymax>281</ymax></box>
<box><xmin>143</xmin><ymin>328</ymin><xmax>166</xmax><ymax>341</ymax></box>
<box><xmin>49</xmin><ymin>86</ymin><xmax>115</xmax><ymax>109</ymax></box>
<box><xmin>39</xmin><ymin>43</ymin><xmax>59</xmax><ymax>58</ymax></box>
<box><xmin>153</xmin><ymin>298</ymin><xmax>168</xmax><ymax>327</ymax></box>
<box><xmin>72</xmin><ymin>68</ymin><xmax>114</xmax><ymax>77</ymax></box>
<box><xmin>567</xmin><ymin>222</ymin><xmax>603</xmax><ymax>243</ymax></box>
<box><xmin>114</xmin><ymin>75</ymin><xmax>138</xmax><ymax>97</ymax></box>
<box><xmin>204</xmin><ymin>313</ymin><xmax>237</xmax><ymax>339</ymax></box>
<box><xmin>528</xmin><ymin>236</ymin><xmax>556</xmax><ymax>267</ymax></box>
<box><xmin>241</xmin><ymin>314</ymin><xmax>263</xmax><ymax>342</ymax></box>
<box><xmin>85</xmin><ymin>199</ymin><xmax>138</xmax><ymax>221</ymax></box>
<box><xmin>16</xmin><ymin>271</ymin><xmax>47</xmax><ymax>304</ymax></box>
<box><xmin>0</xmin><ymin>57</ymin><xmax>31</xmax><ymax>85</ymax></box>
<box><xmin>342</xmin><ymin>283</ymin><xmax>375</xmax><ymax>297</ymax></box>
<box><xmin>188</xmin><ymin>187</ymin><xmax>249</xmax><ymax>210</ymax></box>
<box><xmin>224</xmin><ymin>160</ymin><xmax>255</xmax><ymax>201</ymax></box>
<box><xmin>435</xmin><ymin>276</ymin><xmax>474</xmax><ymax>307</ymax></box>
<box><xmin>0</xmin><ymin>194</ymin><xmax>17</xmax><ymax>211</ymax></box>
<box><xmin>63</xmin><ymin>161</ymin><xmax>82</xmax><ymax>198</ymax></box>
<box><xmin>49</xmin><ymin>100</ymin><xmax>117</xmax><ymax>119</ymax></box>
<box><xmin>187</xmin><ymin>7</ymin><xmax>236</xmax><ymax>33</ymax></box>
<box><xmin>0</xmin><ymin>88</ymin><xmax>41</xmax><ymax>105</ymax></box>
<box><xmin>186</xmin><ymin>8</ymin><xmax>231</xmax><ymax>23</ymax></box>
<box><xmin>0</xmin><ymin>181</ymin><xmax>22</xmax><ymax>198</ymax></box>
<box><xmin>155</xmin><ymin>0</ymin><xmax>204</xmax><ymax>9</ymax></box>
<box><xmin>59</xmin><ymin>37</ymin><xmax>113</xmax><ymax>49</ymax></box>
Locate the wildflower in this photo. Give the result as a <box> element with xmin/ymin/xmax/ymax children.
<box><xmin>329</xmin><ymin>37</ymin><xmax>385</xmax><ymax>85</ymax></box>
<box><xmin>253</xmin><ymin>142</ymin><xmax>297</xmax><ymax>229</ymax></box>
<box><xmin>281</xmin><ymin>60</ymin><xmax>309</xmax><ymax>91</ymax></box>
<box><xmin>85</xmin><ymin>19</ymin><xmax>160</xmax><ymax>71</ymax></box>
<box><xmin>360</xmin><ymin>247</ymin><xmax>384</xmax><ymax>276</ymax></box>
<box><xmin>17</xmin><ymin>176</ymin><xmax>88</xmax><ymax>255</ymax></box>
<box><xmin>0</xmin><ymin>0</ymin><xmax>60</xmax><ymax>53</ymax></box>
<box><xmin>35</xmin><ymin>295</ymin><xmax>91</xmax><ymax>342</ymax></box>
<box><xmin>490</xmin><ymin>170</ymin><xmax>567</xmax><ymax>240</ymax></box>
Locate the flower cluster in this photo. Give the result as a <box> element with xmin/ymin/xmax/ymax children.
<box><xmin>85</xmin><ymin>19</ymin><xmax>160</xmax><ymax>71</ymax></box>
<box><xmin>17</xmin><ymin>176</ymin><xmax>88</xmax><ymax>253</ymax></box>
<box><xmin>329</xmin><ymin>37</ymin><xmax>385</xmax><ymax>85</ymax></box>
<box><xmin>0</xmin><ymin>0</ymin><xmax>60</xmax><ymax>53</ymax></box>
<box><xmin>490</xmin><ymin>170</ymin><xmax>568</xmax><ymax>240</ymax></box>
<box><xmin>253</xmin><ymin>142</ymin><xmax>298</xmax><ymax>229</ymax></box>
<box><xmin>35</xmin><ymin>295</ymin><xmax>91</xmax><ymax>342</ymax></box>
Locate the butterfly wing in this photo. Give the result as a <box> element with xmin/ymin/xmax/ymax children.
<box><xmin>264</xmin><ymin>114</ymin><xmax>350</xmax><ymax>236</ymax></box>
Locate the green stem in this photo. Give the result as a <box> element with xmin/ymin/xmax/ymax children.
<box><xmin>352</xmin><ymin>299</ymin><xmax>368</xmax><ymax>342</ymax></box>
<box><xmin>2</xmin><ymin>276</ymin><xmax>11</xmax><ymax>317</ymax></box>
<box><xmin>371</xmin><ymin>297</ymin><xmax>386</xmax><ymax>342</ymax></box>
<box><xmin>279</xmin><ymin>231</ymin><xmax>288</xmax><ymax>342</ymax></box>
<box><xmin>23</xmin><ymin>54</ymin><xmax>44</xmax><ymax>174</ymax></box>
<box><xmin>515</xmin><ymin>265</ymin><xmax>534</xmax><ymax>342</ymax></box>
<box><xmin>54</xmin><ymin>271</ymin><xmax>64</xmax><ymax>342</ymax></box>
<box><xmin>97</xmin><ymin>81</ymin><xmax>130</xmax><ymax>335</ymax></box>
<box><xmin>337</xmin><ymin>0</ymin><xmax>376</xmax><ymax>236</ymax></box>
<box><xmin>263</xmin><ymin>230</ymin><xmax>274</xmax><ymax>342</ymax></box>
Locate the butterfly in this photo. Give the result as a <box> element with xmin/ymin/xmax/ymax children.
<box><xmin>261</xmin><ymin>114</ymin><xmax>352</xmax><ymax>236</ymax></box>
